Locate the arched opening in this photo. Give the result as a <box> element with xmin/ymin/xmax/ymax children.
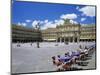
<box><xmin>75</xmin><ymin>37</ymin><xmax>77</xmax><ymax>42</ymax></box>
<box><xmin>65</xmin><ymin>37</ymin><xmax>68</xmax><ymax>42</ymax></box>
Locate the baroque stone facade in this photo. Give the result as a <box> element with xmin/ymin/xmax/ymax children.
<box><xmin>42</xmin><ymin>19</ymin><xmax>96</xmax><ymax>43</ymax></box>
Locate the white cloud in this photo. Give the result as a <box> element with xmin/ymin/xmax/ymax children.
<box><xmin>60</xmin><ymin>13</ymin><xmax>77</xmax><ymax>19</ymax></box>
<box><xmin>18</xmin><ymin>22</ymin><xmax>21</xmax><ymax>26</ymax></box>
<box><xmin>79</xmin><ymin>6</ymin><xmax>95</xmax><ymax>17</ymax></box>
<box><xmin>54</xmin><ymin>20</ymin><xmax>58</xmax><ymax>23</ymax></box>
<box><xmin>70</xmin><ymin>20</ymin><xmax>78</xmax><ymax>24</ymax></box>
<box><xmin>41</xmin><ymin>21</ymin><xmax>57</xmax><ymax>30</ymax></box>
<box><xmin>17</xmin><ymin>22</ymin><xmax>26</xmax><ymax>26</ymax></box>
<box><xmin>81</xmin><ymin>18</ymin><xmax>86</xmax><ymax>21</ymax></box>
<box><xmin>32</xmin><ymin>20</ymin><xmax>58</xmax><ymax>30</ymax></box>
<box><xmin>31</xmin><ymin>14</ymin><xmax>79</xmax><ymax>30</ymax></box>
<box><xmin>26</xmin><ymin>19</ymin><xmax>31</xmax><ymax>22</ymax></box>
<box><xmin>32</xmin><ymin>18</ymin><xmax>79</xmax><ymax>30</ymax></box>
<box><xmin>41</xmin><ymin>19</ymin><xmax>79</xmax><ymax>30</ymax></box>
<box><xmin>40</xmin><ymin>21</ymin><xmax>44</xmax><ymax>24</ymax></box>
<box><xmin>54</xmin><ymin>19</ymin><xmax>64</xmax><ymax>25</ymax></box>
<box><xmin>32</xmin><ymin>20</ymin><xmax>39</xmax><ymax>27</ymax></box>
<box><xmin>44</xmin><ymin>19</ymin><xmax>48</xmax><ymax>23</ymax></box>
<box><xmin>41</xmin><ymin>19</ymin><xmax>65</xmax><ymax>30</ymax></box>
<box><xmin>22</xmin><ymin>23</ymin><xmax>27</xmax><ymax>26</ymax></box>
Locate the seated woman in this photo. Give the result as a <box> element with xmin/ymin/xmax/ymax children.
<box><xmin>51</xmin><ymin>56</ymin><xmax>62</xmax><ymax>66</ymax></box>
<box><xmin>57</xmin><ymin>52</ymin><xmax>80</xmax><ymax>71</ymax></box>
<box><xmin>70</xmin><ymin>51</ymin><xmax>83</xmax><ymax>62</ymax></box>
<box><xmin>54</xmin><ymin>53</ymin><xmax>72</xmax><ymax>71</ymax></box>
<box><xmin>64</xmin><ymin>53</ymin><xmax>72</xmax><ymax>62</ymax></box>
<box><xmin>76</xmin><ymin>46</ymin><xmax>87</xmax><ymax>57</ymax></box>
<box><xmin>79</xmin><ymin>45</ymin><xmax>89</xmax><ymax>56</ymax></box>
<box><xmin>75</xmin><ymin>48</ymin><xmax>88</xmax><ymax>60</ymax></box>
<box><xmin>57</xmin><ymin>53</ymin><xmax>71</xmax><ymax>63</ymax></box>
<box><xmin>61</xmin><ymin>51</ymin><xmax>84</xmax><ymax>71</ymax></box>
<box><xmin>61</xmin><ymin>56</ymin><xmax>75</xmax><ymax>71</ymax></box>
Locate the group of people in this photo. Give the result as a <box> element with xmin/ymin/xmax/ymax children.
<box><xmin>51</xmin><ymin>44</ymin><xmax>95</xmax><ymax>71</ymax></box>
<box><xmin>16</xmin><ymin>42</ymin><xmax>33</xmax><ymax>47</ymax></box>
<box><xmin>16</xmin><ymin>41</ymin><xmax>20</xmax><ymax>47</ymax></box>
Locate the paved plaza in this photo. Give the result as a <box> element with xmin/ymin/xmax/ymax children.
<box><xmin>12</xmin><ymin>42</ymin><xmax>96</xmax><ymax>73</ymax></box>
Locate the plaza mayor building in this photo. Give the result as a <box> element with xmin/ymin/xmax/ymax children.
<box><xmin>80</xmin><ymin>25</ymin><xmax>96</xmax><ymax>42</ymax></box>
<box><xmin>12</xmin><ymin>24</ymin><xmax>42</xmax><ymax>42</ymax></box>
<box><xmin>12</xmin><ymin>19</ymin><xmax>96</xmax><ymax>43</ymax></box>
<box><xmin>42</xmin><ymin>19</ymin><xmax>96</xmax><ymax>43</ymax></box>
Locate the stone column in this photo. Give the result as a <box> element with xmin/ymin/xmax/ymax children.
<box><xmin>68</xmin><ymin>37</ymin><xmax>70</xmax><ymax>43</ymax></box>
<box><xmin>60</xmin><ymin>37</ymin><xmax>62</xmax><ymax>43</ymax></box>
<box><xmin>64</xmin><ymin>37</ymin><xmax>66</xmax><ymax>43</ymax></box>
<box><xmin>77</xmin><ymin>36</ymin><xmax>79</xmax><ymax>43</ymax></box>
<box><xmin>56</xmin><ymin>33</ymin><xmax>58</xmax><ymax>42</ymax></box>
<box><xmin>56</xmin><ymin>38</ymin><xmax>58</xmax><ymax>42</ymax></box>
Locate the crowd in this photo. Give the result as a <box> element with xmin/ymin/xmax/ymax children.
<box><xmin>51</xmin><ymin>44</ymin><xmax>95</xmax><ymax>71</ymax></box>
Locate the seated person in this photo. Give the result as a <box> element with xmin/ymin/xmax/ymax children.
<box><xmin>79</xmin><ymin>45</ymin><xmax>82</xmax><ymax>49</ymax></box>
<box><xmin>71</xmin><ymin>51</ymin><xmax>80</xmax><ymax>57</ymax></box>
<box><xmin>57</xmin><ymin>53</ymin><xmax>72</xmax><ymax>63</ymax></box>
<box><xmin>52</xmin><ymin>56</ymin><xmax>62</xmax><ymax>66</ymax></box>
<box><xmin>64</xmin><ymin>53</ymin><xmax>72</xmax><ymax>63</ymax></box>
<box><xmin>77</xmin><ymin>46</ymin><xmax>88</xmax><ymax>54</ymax></box>
<box><xmin>57</xmin><ymin>55</ymin><xmax>64</xmax><ymax>63</ymax></box>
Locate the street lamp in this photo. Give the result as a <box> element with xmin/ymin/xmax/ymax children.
<box><xmin>35</xmin><ymin>22</ymin><xmax>40</xmax><ymax>48</ymax></box>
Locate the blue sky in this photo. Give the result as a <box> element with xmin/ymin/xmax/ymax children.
<box><xmin>12</xmin><ymin>0</ymin><xmax>96</xmax><ymax>29</ymax></box>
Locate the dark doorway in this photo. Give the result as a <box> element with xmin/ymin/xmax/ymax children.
<box><xmin>75</xmin><ymin>37</ymin><xmax>77</xmax><ymax>42</ymax></box>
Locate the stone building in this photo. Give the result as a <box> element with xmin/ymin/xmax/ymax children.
<box><xmin>80</xmin><ymin>25</ymin><xmax>96</xmax><ymax>42</ymax></box>
<box><xmin>41</xmin><ymin>19</ymin><xmax>96</xmax><ymax>43</ymax></box>
<box><xmin>41</xmin><ymin>28</ymin><xmax>58</xmax><ymax>42</ymax></box>
<box><xmin>12</xmin><ymin>25</ymin><xmax>42</xmax><ymax>42</ymax></box>
<box><xmin>42</xmin><ymin>19</ymin><xmax>81</xmax><ymax>43</ymax></box>
<box><xmin>12</xmin><ymin>19</ymin><xmax>96</xmax><ymax>43</ymax></box>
